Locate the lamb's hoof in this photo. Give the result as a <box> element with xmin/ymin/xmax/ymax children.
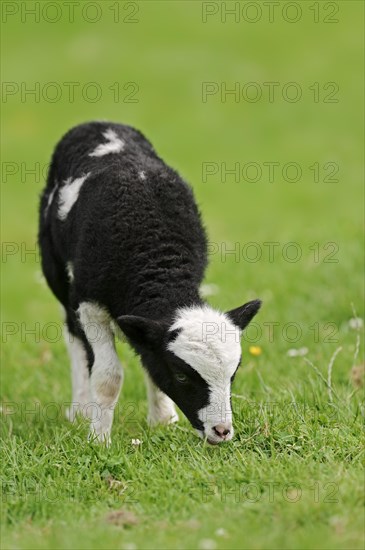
<box><xmin>65</xmin><ymin>406</ymin><xmax>76</xmax><ymax>422</ymax></box>
<box><xmin>167</xmin><ymin>412</ymin><xmax>179</xmax><ymax>424</ymax></box>
<box><xmin>65</xmin><ymin>404</ymin><xmax>92</xmax><ymax>422</ymax></box>
<box><xmin>88</xmin><ymin>430</ymin><xmax>111</xmax><ymax>447</ymax></box>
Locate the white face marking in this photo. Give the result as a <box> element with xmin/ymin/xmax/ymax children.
<box><xmin>66</xmin><ymin>261</ymin><xmax>74</xmax><ymax>282</ymax></box>
<box><xmin>57</xmin><ymin>173</ymin><xmax>90</xmax><ymax>221</ymax></box>
<box><xmin>167</xmin><ymin>305</ymin><xmax>241</xmax><ymax>442</ymax></box>
<box><xmin>89</xmin><ymin>129</ymin><xmax>125</xmax><ymax>157</ymax></box>
<box><xmin>139</xmin><ymin>170</ymin><xmax>146</xmax><ymax>180</ymax></box>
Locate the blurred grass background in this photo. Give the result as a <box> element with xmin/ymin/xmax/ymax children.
<box><xmin>1</xmin><ymin>1</ymin><xmax>364</xmax><ymax>549</ymax></box>
<box><xmin>2</xmin><ymin>1</ymin><xmax>363</xmax><ymax>323</ymax></box>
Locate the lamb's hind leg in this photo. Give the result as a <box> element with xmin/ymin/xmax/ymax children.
<box><xmin>145</xmin><ymin>373</ymin><xmax>179</xmax><ymax>426</ymax></box>
<box><xmin>64</xmin><ymin>313</ymin><xmax>92</xmax><ymax>422</ymax></box>
<box><xmin>78</xmin><ymin>302</ymin><xmax>123</xmax><ymax>445</ymax></box>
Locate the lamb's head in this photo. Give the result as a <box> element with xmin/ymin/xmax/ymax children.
<box><xmin>117</xmin><ymin>299</ymin><xmax>261</xmax><ymax>444</ymax></box>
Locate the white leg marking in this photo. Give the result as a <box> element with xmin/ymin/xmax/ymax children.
<box><xmin>58</xmin><ymin>173</ymin><xmax>90</xmax><ymax>220</ymax></box>
<box><xmin>145</xmin><ymin>373</ymin><xmax>179</xmax><ymax>426</ymax></box>
<box><xmin>89</xmin><ymin>129</ymin><xmax>125</xmax><ymax>157</ymax></box>
<box><xmin>78</xmin><ymin>302</ymin><xmax>123</xmax><ymax>445</ymax></box>
<box><xmin>64</xmin><ymin>324</ymin><xmax>91</xmax><ymax>421</ymax></box>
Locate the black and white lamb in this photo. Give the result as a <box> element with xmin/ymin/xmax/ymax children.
<box><xmin>38</xmin><ymin>121</ymin><xmax>261</xmax><ymax>445</ymax></box>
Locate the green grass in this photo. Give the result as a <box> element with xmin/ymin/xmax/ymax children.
<box><xmin>1</xmin><ymin>1</ymin><xmax>364</xmax><ymax>549</ymax></box>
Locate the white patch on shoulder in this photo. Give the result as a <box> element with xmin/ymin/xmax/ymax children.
<box><xmin>167</xmin><ymin>305</ymin><xmax>241</xmax><ymax>440</ymax></box>
<box><xmin>89</xmin><ymin>129</ymin><xmax>125</xmax><ymax>157</ymax></box>
<box><xmin>139</xmin><ymin>171</ymin><xmax>146</xmax><ymax>180</ymax></box>
<box><xmin>66</xmin><ymin>261</ymin><xmax>74</xmax><ymax>282</ymax></box>
<box><xmin>58</xmin><ymin>173</ymin><xmax>90</xmax><ymax>221</ymax></box>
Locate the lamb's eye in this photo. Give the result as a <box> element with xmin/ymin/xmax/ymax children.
<box><xmin>175</xmin><ymin>373</ymin><xmax>188</xmax><ymax>384</ymax></box>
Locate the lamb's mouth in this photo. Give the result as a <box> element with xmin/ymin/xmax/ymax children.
<box><xmin>207</xmin><ymin>434</ymin><xmax>232</xmax><ymax>445</ymax></box>
<box><xmin>197</xmin><ymin>430</ymin><xmax>230</xmax><ymax>445</ymax></box>
<box><xmin>207</xmin><ymin>437</ymin><xmax>221</xmax><ymax>445</ymax></box>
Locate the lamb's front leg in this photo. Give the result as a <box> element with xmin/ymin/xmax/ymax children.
<box><xmin>78</xmin><ymin>302</ymin><xmax>123</xmax><ymax>445</ymax></box>
<box><xmin>145</xmin><ymin>373</ymin><xmax>179</xmax><ymax>426</ymax></box>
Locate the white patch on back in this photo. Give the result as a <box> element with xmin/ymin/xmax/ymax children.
<box><xmin>66</xmin><ymin>261</ymin><xmax>74</xmax><ymax>282</ymax></box>
<box><xmin>139</xmin><ymin>171</ymin><xmax>146</xmax><ymax>180</ymax></box>
<box><xmin>167</xmin><ymin>305</ymin><xmax>241</xmax><ymax>437</ymax></box>
<box><xmin>58</xmin><ymin>173</ymin><xmax>90</xmax><ymax>221</ymax></box>
<box><xmin>89</xmin><ymin>129</ymin><xmax>125</xmax><ymax>157</ymax></box>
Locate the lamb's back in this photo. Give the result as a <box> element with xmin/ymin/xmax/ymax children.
<box><xmin>43</xmin><ymin>122</ymin><xmax>207</xmax><ymax>313</ymax></box>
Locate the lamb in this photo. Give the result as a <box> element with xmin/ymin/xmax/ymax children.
<box><xmin>38</xmin><ymin>121</ymin><xmax>261</xmax><ymax>445</ymax></box>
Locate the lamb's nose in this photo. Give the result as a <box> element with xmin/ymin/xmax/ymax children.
<box><xmin>213</xmin><ymin>424</ymin><xmax>231</xmax><ymax>438</ymax></box>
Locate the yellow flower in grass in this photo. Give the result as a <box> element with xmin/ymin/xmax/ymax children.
<box><xmin>249</xmin><ymin>346</ymin><xmax>262</xmax><ymax>356</ymax></box>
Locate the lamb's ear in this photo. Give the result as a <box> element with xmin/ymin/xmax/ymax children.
<box><xmin>117</xmin><ymin>315</ymin><xmax>166</xmax><ymax>348</ymax></box>
<box><xmin>226</xmin><ymin>299</ymin><xmax>262</xmax><ymax>331</ymax></box>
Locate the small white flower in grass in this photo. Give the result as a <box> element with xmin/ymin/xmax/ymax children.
<box><xmin>199</xmin><ymin>540</ymin><xmax>216</xmax><ymax>550</ymax></box>
<box><xmin>200</xmin><ymin>283</ymin><xmax>220</xmax><ymax>298</ymax></box>
<box><xmin>287</xmin><ymin>347</ymin><xmax>308</xmax><ymax>357</ymax></box>
<box><xmin>131</xmin><ymin>438</ymin><xmax>142</xmax><ymax>446</ymax></box>
<box><xmin>349</xmin><ymin>317</ymin><xmax>363</xmax><ymax>330</ymax></box>
<box><xmin>215</xmin><ymin>528</ymin><xmax>227</xmax><ymax>537</ymax></box>
<box><xmin>34</xmin><ymin>270</ymin><xmax>46</xmax><ymax>285</ymax></box>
